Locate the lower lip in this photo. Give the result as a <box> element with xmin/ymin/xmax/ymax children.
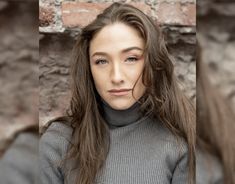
<box><xmin>109</xmin><ymin>90</ymin><xmax>131</xmax><ymax>96</ymax></box>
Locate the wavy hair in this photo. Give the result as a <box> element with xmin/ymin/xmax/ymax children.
<box><xmin>57</xmin><ymin>3</ymin><xmax>196</xmax><ymax>184</ymax></box>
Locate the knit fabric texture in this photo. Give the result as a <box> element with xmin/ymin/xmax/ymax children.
<box><xmin>39</xmin><ymin>102</ymin><xmax>189</xmax><ymax>184</ymax></box>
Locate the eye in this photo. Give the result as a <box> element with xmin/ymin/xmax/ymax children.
<box><xmin>125</xmin><ymin>57</ymin><xmax>138</xmax><ymax>63</ymax></box>
<box><xmin>95</xmin><ymin>59</ymin><xmax>108</xmax><ymax>65</ymax></box>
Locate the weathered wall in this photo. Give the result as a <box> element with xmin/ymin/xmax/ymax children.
<box><xmin>0</xmin><ymin>1</ymin><xmax>38</xmax><ymax>155</ymax></box>
<box><xmin>39</xmin><ymin>0</ymin><xmax>196</xmax><ymax>129</ymax></box>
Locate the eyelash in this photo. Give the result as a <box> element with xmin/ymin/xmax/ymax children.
<box><xmin>95</xmin><ymin>57</ymin><xmax>139</xmax><ymax>65</ymax></box>
<box><xmin>125</xmin><ymin>57</ymin><xmax>138</xmax><ymax>62</ymax></box>
<box><xmin>95</xmin><ymin>59</ymin><xmax>107</xmax><ymax>65</ymax></box>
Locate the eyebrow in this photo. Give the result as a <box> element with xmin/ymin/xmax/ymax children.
<box><xmin>91</xmin><ymin>46</ymin><xmax>143</xmax><ymax>58</ymax></box>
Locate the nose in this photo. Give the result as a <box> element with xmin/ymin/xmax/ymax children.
<box><xmin>110</xmin><ymin>63</ymin><xmax>124</xmax><ymax>84</ymax></box>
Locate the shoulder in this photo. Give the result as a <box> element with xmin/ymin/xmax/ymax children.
<box><xmin>150</xmin><ymin>120</ymin><xmax>190</xmax><ymax>181</ymax></box>
<box><xmin>39</xmin><ymin>121</ymin><xmax>73</xmax><ymax>183</ymax></box>
<box><xmin>40</xmin><ymin>121</ymin><xmax>73</xmax><ymax>142</ymax></box>
<box><xmin>148</xmin><ymin>117</ymin><xmax>188</xmax><ymax>151</ymax></box>
<box><xmin>141</xmin><ymin>117</ymin><xmax>189</xmax><ymax>180</ymax></box>
<box><xmin>146</xmin><ymin>118</ymin><xmax>189</xmax><ymax>166</ymax></box>
<box><xmin>39</xmin><ymin>121</ymin><xmax>73</xmax><ymax>167</ymax></box>
<box><xmin>40</xmin><ymin>121</ymin><xmax>73</xmax><ymax>151</ymax></box>
<box><xmin>43</xmin><ymin>121</ymin><xmax>73</xmax><ymax>138</ymax></box>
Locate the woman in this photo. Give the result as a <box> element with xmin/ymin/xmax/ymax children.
<box><xmin>196</xmin><ymin>42</ymin><xmax>235</xmax><ymax>184</ymax></box>
<box><xmin>39</xmin><ymin>3</ymin><xmax>196</xmax><ymax>184</ymax></box>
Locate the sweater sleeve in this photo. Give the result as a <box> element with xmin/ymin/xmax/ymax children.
<box><xmin>171</xmin><ymin>146</ymin><xmax>190</xmax><ymax>184</ymax></box>
<box><xmin>39</xmin><ymin>122</ymin><xmax>72</xmax><ymax>184</ymax></box>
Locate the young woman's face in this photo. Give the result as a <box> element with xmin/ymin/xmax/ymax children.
<box><xmin>89</xmin><ymin>22</ymin><xmax>146</xmax><ymax>110</ymax></box>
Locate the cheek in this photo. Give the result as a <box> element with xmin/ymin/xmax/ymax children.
<box><xmin>127</xmin><ymin>62</ymin><xmax>145</xmax><ymax>84</ymax></box>
<box><xmin>132</xmin><ymin>76</ymin><xmax>146</xmax><ymax>100</ymax></box>
<box><xmin>135</xmin><ymin>75</ymin><xmax>146</xmax><ymax>91</ymax></box>
<box><xmin>129</xmin><ymin>64</ymin><xmax>146</xmax><ymax>94</ymax></box>
<box><xmin>91</xmin><ymin>68</ymin><xmax>106</xmax><ymax>92</ymax></box>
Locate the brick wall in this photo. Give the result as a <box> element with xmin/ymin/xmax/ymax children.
<box><xmin>39</xmin><ymin>0</ymin><xmax>196</xmax><ymax>129</ymax></box>
<box><xmin>1</xmin><ymin>0</ymin><xmax>233</xmax><ymax>157</ymax></box>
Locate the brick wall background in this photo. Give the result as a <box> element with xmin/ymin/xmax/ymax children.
<box><xmin>39</xmin><ymin>0</ymin><xmax>196</xmax><ymax>129</ymax></box>
<box><xmin>1</xmin><ymin>0</ymin><xmax>234</xmax><ymax>157</ymax></box>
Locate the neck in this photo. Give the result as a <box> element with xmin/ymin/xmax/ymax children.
<box><xmin>100</xmin><ymin>100</ymin><xmax>143</xmax><ymax>129</ymax></box>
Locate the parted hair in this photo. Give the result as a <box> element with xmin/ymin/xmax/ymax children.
<box><xmin>52</xmin><ymin>3</ymin><xmax>196</xmax><ymax>184</ymax></box>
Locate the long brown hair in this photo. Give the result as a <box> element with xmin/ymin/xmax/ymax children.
<box><xmin>58</xmin><ymin>3</ymin><xmax>195</xmax><ymax>184</ymax></box>
<box><xmin>197</xmin><ymin>42</ymin><xmax>235</xmax><ymax>183</ymax></box>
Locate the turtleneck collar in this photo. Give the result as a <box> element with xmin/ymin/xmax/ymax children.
<box><xmin>100</xmin><ymin>99</ymin><xmax>143</xmax><ymax>129</ymax></box>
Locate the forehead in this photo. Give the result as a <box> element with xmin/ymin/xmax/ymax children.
<box><xmin>89</xmin><ymin>22</ymin><xmax>144</xmax><ymax>55</ymax></box>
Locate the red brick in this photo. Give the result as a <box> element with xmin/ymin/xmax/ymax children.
<box><xmin>62</xmin><ymin>2</ymin><xmax>110</xmax><ymax>28</ymax></box>
<box><xmin>61</xmin><ymin>2</ymin><xmax>152</xmax><ymax>28</ymax></box>
<box><xmin>156</xmin><ymin>2</ymin><xmax>183</xmax><ymax>25</ymax></box>
<box><xmin>156</xmin><ymin>2</ymin><xmax>196</xmax><ymax>26</ymax></box>
<box><xmin>181</xmin><ymin>3</ymin><xmax>196</xmax><ymax>26</ymax></box>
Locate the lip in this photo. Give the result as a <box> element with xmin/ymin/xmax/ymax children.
<box><xmin>108</xmin><ymin>88</ymin><xmax>132</xmax><ymax>96</ymax></box>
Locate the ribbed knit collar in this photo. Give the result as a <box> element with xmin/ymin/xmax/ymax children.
<box><xmin>100</xmin><ymin>99</ymin><xmax>143</xmax><ymax>129</ymax></box>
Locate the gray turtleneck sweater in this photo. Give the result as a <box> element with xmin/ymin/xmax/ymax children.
<box><xmin>39</xmin><ymin>102</ymin><xmax>189</xmax><ymax>184</ymax></box>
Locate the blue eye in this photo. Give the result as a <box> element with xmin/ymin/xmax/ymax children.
<box><xmin>95</xmin><ymin>59</ymin><xmax>107</xmax><ymax>65</ymax></box>
<box><xmin>126</xmin><ymin>57</ymin><xmax>138</xmax><ymax>62</ymax></box>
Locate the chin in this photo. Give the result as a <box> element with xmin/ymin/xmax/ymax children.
<box><xmin>109</xmin><ymin>100</ymin><xmax>135</xmax><ymax>110</ymax></box>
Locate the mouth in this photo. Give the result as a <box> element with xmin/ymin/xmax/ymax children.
<box><xmin>108</xmin><ymin>88</ymin><xmax>132</xmax><ymax>96</ymax></box>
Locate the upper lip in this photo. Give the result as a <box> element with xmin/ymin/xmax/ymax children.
<box><xmin>108</xmin><ymin>88</ymin><xmax>132</xmax><ymax>92</ymax></box>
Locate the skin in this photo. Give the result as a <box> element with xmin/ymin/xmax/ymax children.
<box><xmin>89</xmin><ymin>22</ymin><xmax>146</xmax><ymax>110</ymax></box>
